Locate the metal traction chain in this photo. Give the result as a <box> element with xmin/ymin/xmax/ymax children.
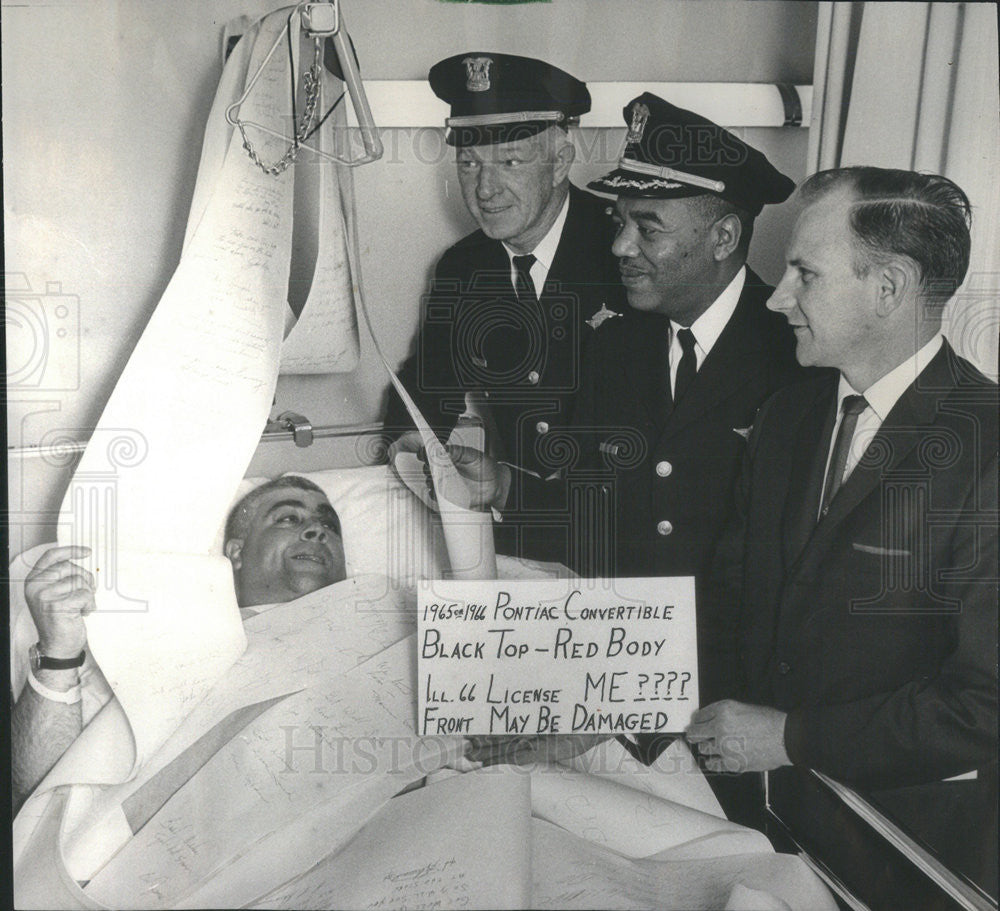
<box><xmin>236</xmin><ymin>37</ymin><xmax>323</xmax><ymax>176</ymax></box>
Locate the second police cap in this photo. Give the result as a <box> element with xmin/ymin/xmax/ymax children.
<box><xmin>429</xmin><ymin>52</ymin><xmax>590</xmax><ymax>147</ymax></box>
<box><xmin>589</xmin><ymin>92</ymin><xmax>795</xmax><ymax>215</ymax></box>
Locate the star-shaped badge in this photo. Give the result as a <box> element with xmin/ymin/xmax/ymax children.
<box><xmin>586</xmin><ymin>303</ymin><xmax>622</xmax><ymax>330</ymax></box>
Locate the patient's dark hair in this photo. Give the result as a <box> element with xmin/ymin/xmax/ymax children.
<box><xmin>800</xmin><ymin>167</ymin><xmax>972</xmax><ymax>300</ymax></box>
<box><xmin>225</xmin><ymin>476</ymin><xmax>338</xmax><ymax>544</ymax></box>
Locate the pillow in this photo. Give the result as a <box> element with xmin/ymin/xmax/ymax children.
<box><xmin>221</xmin><ymin>466</ymin><xmax>448</xmax><ymax>589</ymax></box>
<box><xmin>221</xmin><ymin>466</ymin><xmax>570</xmax><ymax>587</ymax></box>
<box><xmin>289</xmin><ymin>465</ymin><xmax>449</xmax><ymax>585</ymax></box>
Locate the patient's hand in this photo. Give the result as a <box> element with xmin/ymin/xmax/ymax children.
<box><xmin>24</xmin><ymin>546</ymin><xmax>96</xmax><ymax>658</ymax></box>
<box><xmin>464</xmin><ymin>734</ymin><xmax>610</xmax><ymax>766</ymax></box>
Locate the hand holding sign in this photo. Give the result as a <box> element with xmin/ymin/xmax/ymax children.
<box><xmin>685</xmin><ymin>700</ymin><xmax>791</xmax><ymax>773</ymax></box>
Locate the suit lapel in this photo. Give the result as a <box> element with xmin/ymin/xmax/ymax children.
<box><xmin>620</xmin><ymin>311</ymin><xmax>671</xmax><ymax>427</ymax></box>
<box><xmin>782</xmin><ymin>380</ymin><xmax>838</xmax><ymax>567</ymax></box>
<box><xmin>795</xmin><ymin>343</ymin><xmax>957</xmax><ymax>571</ymax></box>
<box><xmin>545</xmin><ymin>186</ymin><xmax>583</xmax><ymax>294</ymax></box>
<box><xmin>477</xmin><ymin>241</ymin><xmax>513</xmax><ymax>291</ymax></box>
<box><xmin>660</xmin><ymin>285</ymin><xmax>764</xmax><ymax>441</ymax></box>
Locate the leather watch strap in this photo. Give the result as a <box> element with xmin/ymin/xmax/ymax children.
<box><xmin>30</xmin><ymin>643</ymin><xmax>86</xmax><ymax>671</ymax></box>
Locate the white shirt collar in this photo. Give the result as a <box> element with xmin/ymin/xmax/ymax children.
<box><xmin>670</xmin><ymin>266</ymin><xmax>746</xmax><ymax>358</ymax></box>
<box><xmin>502</xmin><ymin>191</ymin><xmax>570</xmax><ymax>272</ymax></box>
<box><xmin>836</xmin><ymin>333</ymin><xmax>944</xmax><ymax>420</ymax></box>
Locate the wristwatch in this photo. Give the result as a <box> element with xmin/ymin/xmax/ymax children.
<box><xmin>29</xmin><ymin>642</ymin><xmax>86</xmax><ymax>672</ymax></box>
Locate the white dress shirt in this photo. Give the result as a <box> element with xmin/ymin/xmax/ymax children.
<box><xmin>819</xmin><ymin>333</ymin><xmax>944</xmax><ymax>518</ymax></box>
<box><xmin>502</xmin><ymin>192</ymin><xmax>570</xmax><ymax>297</ymax></box>
<box><xmin>667</xmin><ymin>266</ymin><xmax>746</xmax><ymax>392</ymax></box>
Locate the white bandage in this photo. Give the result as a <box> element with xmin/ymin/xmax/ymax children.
<box><xmin>27</xmin><ymin>667</ymin><xmax>82</xmax><ymax>705</ymax></box>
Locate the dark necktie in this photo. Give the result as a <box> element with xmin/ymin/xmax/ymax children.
<box><xmin>672</xmin><ymin>327</ymin><xmax>698</xmax><ymax>404</ymax></box>
<box><xmin>819</xmin><ymin>394</ymin><xmax>869</xmax><ymax>518</ymax></box>
<box><xmin>512</xmin><ymin>253</ymin><xmax>537</xmax><ymax>305</ymax></box>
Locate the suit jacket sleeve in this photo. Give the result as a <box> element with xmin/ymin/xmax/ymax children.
<box><xmin>783</xmin><ymin>454</ymin><xmax>999</xmax><ymax>787</ymax></box>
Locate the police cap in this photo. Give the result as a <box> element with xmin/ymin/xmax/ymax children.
<box><xmin>588</xmin><ymin>92</ymin><xmax>794</xmax><ymax>216</ymax></box>
<box><xmin>429</xmin><ymin>52</ymin><xmax>590</xmax><ymax>147</ymax></box>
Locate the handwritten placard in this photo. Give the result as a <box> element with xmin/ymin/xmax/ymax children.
<box><xmin>417</xmin><ymin>577</ymin><xmax>698</xmax><ymax>736</ymax></box>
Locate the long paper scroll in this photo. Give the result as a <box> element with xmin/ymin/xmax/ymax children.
<box><xmin>185</xmin><ymin>15</ymin><xmax>360</xmax><ymax>375</ymax></box>
<box><xmin>55</xmin><ymin>9</ymin><xmax>305</xmax><ymax>778</ymax></box>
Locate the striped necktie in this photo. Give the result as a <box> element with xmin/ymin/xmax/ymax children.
<box><xmin>819</xmin><ymin>393</ymin><xmax>869</xmax><ymax>518</ymax></box>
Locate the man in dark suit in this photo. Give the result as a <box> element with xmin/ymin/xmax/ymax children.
<box><xmin>687</xmin><ymin>167</ymin><xmax>998</xmax><ymax>888</ymax></box>
<box><xmin>384</xmin><ymin>54</ymin><xmax>623</xmax><ymax>558</ymax></box>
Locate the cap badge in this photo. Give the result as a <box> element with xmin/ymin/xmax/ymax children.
<box><xmin>626</xmin><ymin>102</ymin><xmax>650</xmax><ymax>145</ymax></box>
<box><xmin>463</xmin><ymin>56</ymin><xmax>493</xmax><ymax>93</ymax></box>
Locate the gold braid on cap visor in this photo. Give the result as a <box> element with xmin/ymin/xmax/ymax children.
<box><xmin>445</xmin><ymin>110</ymin><xmax>566</xmax><ymax>127</ymax></box>
<box><xmin>618</xmin><ymin>157</ymin><xmax>726</xmax><ymax>194</ymax></box>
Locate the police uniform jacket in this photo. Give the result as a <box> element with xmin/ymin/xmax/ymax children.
<box><xmin>384</xmin><ymin>183</ymin><xmax>624</xmax><ymax>479</ymax></box>
<box><xmin>567</xmin><ymin>270</ymin><xmax>804</xmax><ymax>581</ymax></box>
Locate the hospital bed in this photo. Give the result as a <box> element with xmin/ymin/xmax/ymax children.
<box><xmin>10</xmin><ymin>451</ymin><xmax>838</xmax><ymax>910</ymax></box>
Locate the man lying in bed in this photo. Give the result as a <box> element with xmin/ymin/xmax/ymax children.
<box><xmin>11</xmin><ymin>476</ymin><xmax>346</xmax><ymax>809</ymax></box>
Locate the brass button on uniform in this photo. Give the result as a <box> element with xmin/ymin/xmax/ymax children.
<box><xmin>655</xmin><ymin>460</ymin><xmax>672</xmax><ymax>477</ymax></box>
<box><xmin>656</xmin><ymin>520</ymin><xmax>673</xmax><ymax>536</ymax></box>
<box><xmin>527</xmin><ymin>370</ymin><xmax>540</xmax><ymax>385</ymax></box>
<box><xmin>535</xmin><ymin>421</ymin><xmax>549</xmax><ymax>435</ymax></box>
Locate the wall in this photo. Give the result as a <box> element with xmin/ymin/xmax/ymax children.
<box><xmin>4</xmin><ymin>0</ymin><xmax>817</xmax><ymax>553</ymax></box>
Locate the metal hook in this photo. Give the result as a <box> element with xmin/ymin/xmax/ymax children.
<box><xmin>225</xmin><ymin>1</ymin><xmax>382</xmax><ymax>169</ymax></box>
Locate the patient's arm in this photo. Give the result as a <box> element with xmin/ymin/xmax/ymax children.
<box><xmin>12</xmin><ymin>546</ymin><xmax>95</xmax><ymax>810</ymax></box>
<box><xmin>12</xmin><ymin>672</ymin><xmax>84</xmax><ymax>809</ymax></box>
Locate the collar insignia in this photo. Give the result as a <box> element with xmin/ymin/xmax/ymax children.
<box><xmin>586</xmin><ymin>303</ymin><xmax>622</xmax><ymax>330</ymax></box>
<box><xmin>463</xmin><ymin>57</ymin><xmax>493</xmax><ymax>93</ymax></box>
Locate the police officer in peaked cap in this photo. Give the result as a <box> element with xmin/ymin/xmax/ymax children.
<box><xmin>571</xmin><ymin>94</ymin><xmax>815</xmax><ymax>782</ymax></box>
<box><xmin>386</xmin><ymin>53</ymin><xmax>625</xmax><ymax>564</ymax></box>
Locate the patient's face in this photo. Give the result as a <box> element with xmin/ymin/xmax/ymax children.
<box><xmin>227</xmin><ymin>488</ymin><xmax>347</xmax><ymax>607</ymax></box>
